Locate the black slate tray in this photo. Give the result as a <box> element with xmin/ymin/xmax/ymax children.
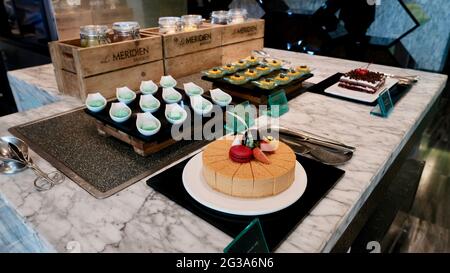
<box><xmin>307</xmin><ymin>73</ymin><xmax>413</xmax><ymax>106</ymax></box>
<box><xmin>147</xmin><ymin>154</ymin><xmax>345</xmax><ymax>252</ymax></box>
<box><xmin>84</xmin><ymin>88</ymin><xmax>225</xmax><ymax>143</ymax></box>
<box><xmin>202</xmin><ymin>69</ymin><xmax>314</xmax><ymax>93</ymax></box>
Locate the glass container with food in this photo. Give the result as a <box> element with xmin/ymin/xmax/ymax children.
<box><xmin>112</xmin><ymin>21</ymin><xmax>141</xmax><ymax>42</ymax></box>
<box><xmin>227</xmin><ymin>8</ymin><xmax>248</xmax><ymax>24</ymax></box>
<box><xmin>210</xmin><ymin>10</ymin><xmax>228</xmax><ymax>25</ymax></box>
<box><xmin>158</xmin><ymin>17</ymin><xmax>183</xmax><ymax>34</ymax></box>
<box><xmin>80</xmin><ymin>25</ymin><xmax>110</xmax><ymax>48</ymax></box>
<box><xmin>181</xmin><ymin>15</ymin><xmax>202</xmax><ymax>31</ymax></box>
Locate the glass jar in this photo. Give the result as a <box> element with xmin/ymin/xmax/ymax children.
<box><xmin>158</xmin><ymin>17</ymin><xmax>183</xmax><ymax>34</ymax></box>
<box><xmin>112</xmin><ymin>21</ymin><xmax>141</xmax><ymax>42</ymax></box>
<box><xmin>181</xmin><ymin>15</ymin><xmax>202</xmax><ymax>31</ymax></box>
<box><xmin>80</xmin><ymin>25</ymin><xmax>110</xmax><ymax>48</ymax></box>
<box><xmin>210</xmin><ymin>10</ymin><xmax>228</xmax><ymax>25</ymax></box>
<box><xmin>227</xmin><ymin>8</ymin><xmax>248</xmax><ymax>24</ymax></box>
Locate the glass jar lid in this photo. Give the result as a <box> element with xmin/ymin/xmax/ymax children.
<box><xmin>228</xmin><ymin>8</ymin><xmax>248</xmax><ymax>17</ymax></box>
<box><xmin>181</xmin><ymin>14</ymin><xmax>202</xmax><ymax>25</ymax></box>
<box><xmin>211</xmin><ymin>10</ymin><xmax>228</xmax><ymax>19</ymax></box>
<box><xmin>112</xmin><ymin>21</ymin><xmax>140</xmax><ymax>33</ymax></box>
<box><xmin>158</xmin><ymin>17</ymin><xmax>182</xmax><ymax>26</ymax></box>
<box><xmin>80</xmin><ymin>25</ymin><xmax>109</xmax><ymax>37</ymax></box>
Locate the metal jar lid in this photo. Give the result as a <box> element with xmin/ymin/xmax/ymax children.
<box><xmin>80</xmin><ymin>25</ymin><xmax>109</xmax><ymax>37</ymax></box>
<box><xmin>112</xmin><ymin>21</ymin><xmax>140</xmax><ymax>33</ymax></box>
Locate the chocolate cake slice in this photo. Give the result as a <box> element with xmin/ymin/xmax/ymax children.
<box><xmin>338</xmin><ymin>69</ymin><xmax>387</xmax><ymax>94</ymax></box>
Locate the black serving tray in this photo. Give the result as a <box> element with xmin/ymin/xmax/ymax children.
<box><xmin>84</xmin><ymin>88</ymin><xmax>225</xmax><ymax>143</ymax></box>
<box><xmin>147</xmin><ymin>153</ymin><xmax>345</xmax><ymax>252</ymax></box>
<box><xmin>202</xmin><ymin>68</ymin><xmax>314</xmax><ymax>105</ymax></box>
<box><xmin>202</xmin><ymin>66</ymin><xmax>313</xmax><ymax>92</ymax></box>
<box><xmin>307</xmin><ymin>73</ymin><xmax>413</xmax><ymax>106</ymax></box>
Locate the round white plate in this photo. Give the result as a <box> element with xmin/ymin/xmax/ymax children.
<box><xmin>182</xmin><ymin>152</ymin><xmax>308</xmax><ymax>216</ymax></box>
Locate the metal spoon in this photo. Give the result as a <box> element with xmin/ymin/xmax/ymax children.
<box><xmin>0</xmin><ymin>139</ymin><xmax>12</xmax><ymax>158</ymax></box>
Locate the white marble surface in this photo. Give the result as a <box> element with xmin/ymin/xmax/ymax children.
<box><xmin>0</xmin><ymin>48</ymin><xmax>447</xmax><ymax>253</ymax></box>
<box><xmin>7</xmin><ymin>64</ymin><xmax>62</xmax><ymax>112</ymax></box>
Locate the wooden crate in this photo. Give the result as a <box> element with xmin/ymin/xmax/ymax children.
<box><xmin>220</xmin><ymin>19</ymin><xmax>265</xmax><ymax>45</ymax></box>
<box><xmin>49</xmin><ymin>33</ymin><xmax>164</xmax><ymax>100</ymax></box>
<box><xmin>219</xmin><ymin>19</ymin><xmax>265</xmax><ymax>63</ymax></box>
<box><xmin>142</xmin><ymin>24</ymin><xmax>223</xmax><ymax>77</ymax></box>
<box><xmin>221</xmin><ymin>38</ymin><xmax>264</xmax><ymax>64</ymax></box>
<box><xmin>53</xmin><ymin>60</ymin><xmax>164</xmax><ymax>100</ymax></box>
<box><xmin>164</xmin><ymin>47</ymin><xmax>222</xmax><ymax>78</ymax></box>
<box><xmin>143</xmin><ymin>24</ymin><xmax>222</xmax><ymax>58</ymax></box>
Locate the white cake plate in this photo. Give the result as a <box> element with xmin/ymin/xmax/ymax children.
<box><xmin>324</xmin><ymin>77</ymin><xmax>398</xmax><ymax>103</ymax></box>
<box><xmin>182</xmin><ymin>152</ymin><xmax>308</xmax><ymax>216</ymax></box>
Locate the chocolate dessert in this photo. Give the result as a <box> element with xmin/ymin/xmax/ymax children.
<box><xmin>338</xmin><ymin>68</ymin><xmax>386</xmax><ymax>94</ymax></box>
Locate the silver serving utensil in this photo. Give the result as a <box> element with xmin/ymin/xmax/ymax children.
<box><xmin>0</xmin><ymin>139</ymin><xmax>11</xmax><ymax>158</ymax></box>
<box><xmin>383</xmin><ymin>73</ymin><xmax>419</xmax><ymax>85</ymax></box>
<box><xmin>0</xmin><ymin>136</ymin><xmax>27</xmax><ymax>174</ymax></box>
<box><xmin>280</xmin><ymin>136</ymin><xmax>353</xmax><ymax>165</ymax></box>
<box><xmin>263</xmin><ymin>125</ymin><xmax>356</xmax><ymax>154</ymax></box>
<box><xmin>252</xmin><ymin>49</ymin><xmax>292</xmax><ymax>66</ymax></box>
<box><xmin>7</xmin><ymin>141</ymin><xmax>64</xmax><ymax>191</ymax></box>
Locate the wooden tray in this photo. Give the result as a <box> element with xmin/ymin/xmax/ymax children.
<box><xmin>202</xmin><ymin>68</ymin><xmax>314</xmax><ymax>105</ymax></box>
<box><xmin>84</xmin><ymin>88</ymin><xmax>226</xmax><ymax>156</ymax></box>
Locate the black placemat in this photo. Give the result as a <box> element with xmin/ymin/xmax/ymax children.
<box><xmin>147</xmin><ymin>154</ymin><xmax>345</xmax><ymax>252</ymax></box>
<box><xmin>9</xmin><ymin>109</ymin><xmax>209</xmax><ymax>198</ymax></box>
<box><xmin>307</xmin><ymin>73</ymin><xmax>413</xmax><ymax>106</ymax></box>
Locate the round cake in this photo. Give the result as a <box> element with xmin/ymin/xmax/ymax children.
<box><xmin>202</xmin><ymin>139</ymin><xmax>296</xmax><ymax>198</ymax></box>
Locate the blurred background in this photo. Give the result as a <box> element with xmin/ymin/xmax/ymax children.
<box><xmin>0</xmin><ymin>0</ymin><xmax>449</xmax><ymax>113</ymax></box>
<box><xmin>0</xmin><ymin>0</ymin><xmax>449</xmax><ymax>253</ymax></box>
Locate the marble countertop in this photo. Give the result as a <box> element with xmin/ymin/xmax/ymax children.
<box><xmin>0</xmin><ymin>48</ymin><xmax>447</xmax><ymax>252</ymax></box>
<box><xmin>7</xmin><ymin>64</ymin><xmax>65</xmax><ymax>112</ymax></box>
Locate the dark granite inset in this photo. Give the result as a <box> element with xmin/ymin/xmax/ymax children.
<box><xmin>13</xmin><ymin>110</ymin><xmax>208</xmax><ymax>197</ymax></box>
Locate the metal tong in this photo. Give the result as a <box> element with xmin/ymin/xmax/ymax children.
<box><xmin>7</xmin><ymin>142</ymin><xmax>64</xmax><ymax>191</ymax></box>
<box><xmin>270</xmin><ymin>126</ymin><xmax>356</xmax><ymax>154</ymax></box>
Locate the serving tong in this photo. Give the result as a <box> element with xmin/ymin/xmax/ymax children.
<box><xmin>252</xmin><ymin>49</ymin><xmax>292</xmax><ymax>67</ymax></box>
<box><xmin>0</xmin><ymin>137</ymin><xmax>64</xmax><ymax>191</ymax></box>
<box><xmin>260</xmin><ymin>126</ymin><xmax>355</xmax><ymax>165</ymax></box>
<box><xmin>383</xmin><ymin>73</ymin><xmax>419</xmax><ymax>85</ymax></box>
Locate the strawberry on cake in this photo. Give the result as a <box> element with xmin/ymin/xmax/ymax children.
<box><xmin>338</xmin><ymin>68</ymin><xmax>387</xmax><ymax>94</ymax></box>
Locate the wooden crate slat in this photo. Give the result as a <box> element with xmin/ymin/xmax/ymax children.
<box><xmin>143</xmin><ymin>25</ymin><xmax>222</xmax><ymax>58</ymax></box>
<box><xmin>222</xmin><ymin>38</ymin><xmax>264</xmax><ymax>64</ymax></box>
<box><xmin>50</xmin><ymin>34</ymin><xmax>163</xmax><ymax>77</ymax></box>
<box><xmin>164</xmin><ymin>47</ymin><xmax>222</xmax><ymax>78</ymax></box>
<box><xmin>82</xmin><ymin>60</ymin><xmax>164</xmax><ymax>100</ymax></box>
<box><xmin>220</xmin><ymin>19</ymin><xmax>265</xmax><ymax>45</ymax></box>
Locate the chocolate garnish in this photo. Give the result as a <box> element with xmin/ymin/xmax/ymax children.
<box><xmin>344</xmin><ymin>69</ymin><xmax>385</xmax><ymax>84</ymax></box>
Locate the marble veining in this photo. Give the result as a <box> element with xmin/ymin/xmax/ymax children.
<box><xmin>0</xmin><ymin>48</ymin><xmax>447</xmax><ymax>253</ymax></box>
<box><xmin>7</xmin><ymin>64</ymin><xmax>62</xmax><ymax>112</ymax></box>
